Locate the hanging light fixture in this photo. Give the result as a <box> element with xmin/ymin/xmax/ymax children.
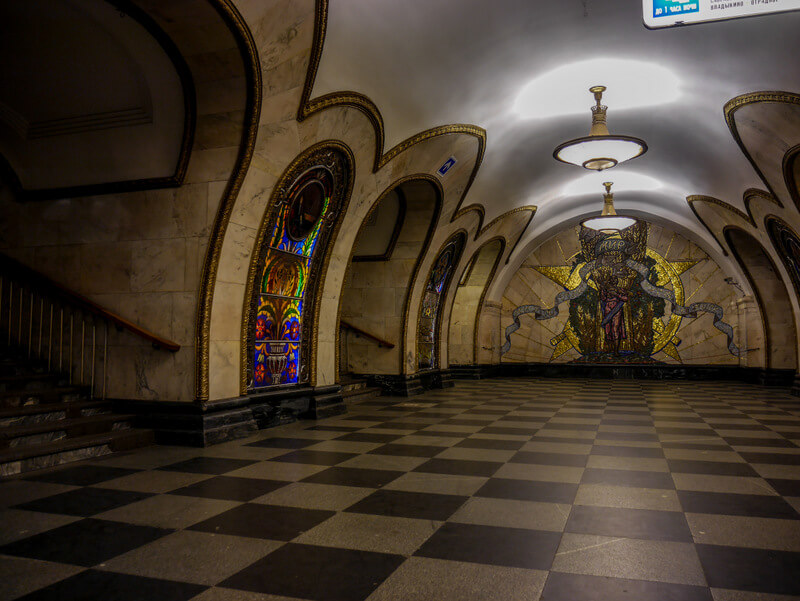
<box><xmin>553</xmin><ymin>86</ymin><xmax>647</xmax><ymax>171</ymax></box>
<box><xmin>582</xmin><ymin>182</ymin><xmax>637</xmax><ymax>233</ymax></box>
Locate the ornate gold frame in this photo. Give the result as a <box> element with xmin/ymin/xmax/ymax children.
<box><xmin>239</xmin><ymin>141</ymin><xmax>356</xmax><ymax>395</ymax></box>
<box><xmin>764</xmin><ymin>214</ymin><xmax>800</xmax><ymax>304</ymax></box>
<box><xmin>195</xmin><ymin>0</ymin><xmax>262</xmax><ymax>401</ymax></box>
<box><xmin>724</xmin><ymin>91</ymin><xmax>800</xmax><ymax>210</ymax></box>
<box><xmin>416</xmin><ymin>229</ymin><xmax>469</xmax><ymax>373</ymax></box>
<box><xmin>468</xmin><ymin>237</ymin><xmax>506</xmax><ymax>364</ymax></box>
<box><xmin>722</xmin><ymin>226</ymin><xmax>792</xmax><ymax>369</ymax></box>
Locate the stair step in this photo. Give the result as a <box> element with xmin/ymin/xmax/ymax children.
<box><xmin>1</xmin><ymin>413</ymin><xmax>135</xmax><ymax>448</ymax></box>
<box><xmin>0</xmin><ymin>373</ymin><xmax>63</xmax><ymax>392</ymax></box>
<box><xmin>0</xmin><ymin>385</ymin><xmax>86</xmax><ymax>409</ymax></box>
<box><xmin>0</xmin><ymin>399</ymin><xmax>108</xmax><ymax>419</ymax></box>
<box><xmin>0</xmin><ymin>429</ymin><xmax>155</xmax><ymax>477</ymax></box>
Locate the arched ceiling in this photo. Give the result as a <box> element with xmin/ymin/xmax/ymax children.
<box><xmin>312</xmin><ymin>0</ymin><xmax>800</xmax><ymax>251</ymax></box>
<box><xmin>0</xmin><ymin>0</ymin><xmax>189</xmax><ymax>196</ymax></box>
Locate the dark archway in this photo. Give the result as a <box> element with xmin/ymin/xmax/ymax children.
<box><xmin>338</xmin><ymin>177</ymin><xmax>441</xmax><ymax>378</ymax></box>
<box><xmin>724</xmin><ymin>227</ymin><xmax>797</xmax><ymax>371</ymax></box>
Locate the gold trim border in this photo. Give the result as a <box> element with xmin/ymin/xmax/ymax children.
<box><xmin>724</xmin><ymin>91</ymin><xmax>800</xmax><ymax>209</ymax></box>
<box><xmin>688</xmin><ymin>189</ymin><xmax>781</xmax><ymax>256</ymax></box>
<box><xmin>239</xmin><ymin>141</ymin><xmax>356</xmax><ymax>395</ymax></box>
<box><xmin>783</xmin><ymin>143</ymin><xmax>800</xmax><ymax>211</ymax></box>
<box><xmin>467</xmin><ymin>237</ymin><xmax>506</xmax><ymax>364</ymax></box>
<box><xmin>722</xmin><ymin>225</ymin><xmax>794</xmax><ymax>369</ymax></box>
<box><xmin>297</xmin><ymin>0</ymin><xmax>489</xmax><ymax>231</ymax></box>
<box><xmin>416</xmin><ymin>229</ymin><xmax>469</xmax><ymax>373</ymax></box>
<box><xmin>764</xmin><ymin>213</ymin><xmax>800</xmax><ymax>305</ymax></box>
<box><xmin>195</xmin><ymin>0</ymin><xmax>262</xmax><ymax>402</ymax></box>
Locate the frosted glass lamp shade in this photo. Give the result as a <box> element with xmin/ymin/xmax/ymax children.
<box><xmin>554</xmin><ymin>135</ymin><xmax>647</xmax><ymax>171</ymax></box>
<box><xmin>582</xmin><ymin>215</ymin><xmax>637</xmax><ymax>233</ymax></box>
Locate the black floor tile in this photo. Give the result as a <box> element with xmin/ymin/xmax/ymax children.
<box><xmin>531</xmin><ymin>435</ymin><xmax>595</xmax><ymax>444</ymax></box>
<box><xmin>591</xmin><ymin>445</ymin><xmax>664</xmax><ymax>458</ymax></box>
<box><xmin>662</xmin><ymin>442</ymin><xmax>732</xmax><ymax>451</ymax></box>
<box><xmin>414</xmin><ymin>522</ymin><xmax>561</xmax><ymax>569</ymax></box>
<box><xmin>601</xmin><ymin>418</ymin><xmax>654</xmax><ymax>426</ymax></box>
<box><xmin>497</xmin><ymin>416</ymin><xmax>548</xmax><ymax>424</ymax></box>
<box><xmin>724</xmin><ymin>436</ymin><xmax>797</xmax><ymax>449</ymax></box>
<box><xmin>478</xmin><ymin>426</ymin><xmax>538</xmax><ymax>437</ymax></box>
<box><xmin>24</xmin><ymin>465</ymin><xmax>139</xmax><ymax>486</ymax></box>
<box><xmin>270</xmin><ymin>450</ymin><xmax>358</xmax><ymax>465</ymax></box>
<box><xmin>581</xmin><ymin>468</ymin><xmax>675</xmax><ymax>489</ymax></box>
<box><xmin>767</xmin><ymin>478</ymin><xmax>800</xmax><ymax>497</ymax></box>
<box><xmin>509</xmin><ymin>451</ymin><xmax>587</xmax><ymax>467</ymax></box>
<box><xmin>696</xmin><ymin>543</ymin><xmax>800</xmax><ymax>596</ymax></box>
<box><xmin>566</xmin><ymin>505</ymin><xmax>692</xmax><ymax>542</ymax></box>
<box><xmin>367</xmin><ymin>443</ymin><xmax>445</xmax><ymax>458</ymax></box>
<box><xmin>705</xmin><ymin>422</ymin><xmax>771</xmax><ymax>431</ymax></box>
<box><xmin>301</xmin><ymin>466</ymin><xmax>404</xmax><ymax>488</ymax></box>
<box><xmin>220</xmin><ymin>543</ymin><xmax>404</xmax><ymax>601</ymax></box>
<box><xmin>157</xmin><ymin>457</ymin><xmax>257</xmax><ymax>475</ymax></box>
<box><xmin>170</xmin><ymin>476</ymin><xmax>289</xmax><ymax>501</ymax></box>
<box><xmin>13</xmin><ymin>569</ymin><xmax>206</xmax><ymax>601</ymax></box>
<box><xmin>541</xmin><ymin>572</ymin><xmax>712</xmax><ymax>601</ymax></box>
<box><xmin>476</xmin><ymin>478</ymin><xmax>578</xmax><ymax>504</ymax></box>
<box><xmin>455</xmin><ymin>438</ymin><xmax>525</xmax><ymax>450</ymax></box>
<box><xmin>335</xmin><ymin>432</ymin><xmax>403</xmax><ymax>443</ymax></box>
<box><xmin>413</xmin><ymin>430</ymin><xmax>469</xmax><ymax>438</ymax></box>
<box><xmin>305</xmin><ymin>424</ymin><xmax>363</xmax><ymax>432</ymax></box>
<box><xmin>246</xmin><ymin>437</ymin><xmax>322</xmax><ymax>449</ymax></box>
<box><xmin>345</xmin><ymin>489</ymin><xmax>467</xmax><ymax>520</ymax></box>
<box><xmin>738</xmin><ymin>451</ymin><xmax>800</xmax><ymax>465</ymax></box>
<box><xmin>413</xmin><ymin>458</ymin><xmax>502</xmax><ymax>477</ymax></box>
<box><xmin>0</xmin><ymin>518</ymin><xmax>172</xmax><ymax>566</ymax></box>
<box><xmin>189</xmin><ymin>503</ymin><xmax>334</xmax><ymax>540</ymax></box>
<box><xmin>596</xmin><ymin>432</ymin><xmax>659</xmax><ymax>442</ymax></box>
<box><xmin>677</xmin><ymin>490</ymin><xmax>799</xmax><ymax>519</ymax></box>
<box><xmin>541</xmin><ymin>422</ymin><xmax>598</xmax><ymax>431</ymax></box>
<box><xmin>656</xmin><ymin>427</ymin><xmax>717</xmax><ymax>437</ymax></box>
<box><xmin>667</xmin><ymin>459</ymin><xmax>759</xmax><ymax>477</ymax></box>
<box><xmin>442</xmin><ymin>418</ymin><xmax>493</xmax><ymax>426</ymax></box>
<box><xmin>14</xmin><ymin>487</ymin><xmax>152</xmax><ymax>517</ymax></box>
<box><xmin>372</xmin><ymin>422</ymin><xmax>425</xmax><ymax>430</ymax></box>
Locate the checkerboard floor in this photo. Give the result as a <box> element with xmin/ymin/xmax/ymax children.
<box><xmin>2</xmin><ymin>378</ymin><xmax>800</xmax><ymax>601</ymax></box>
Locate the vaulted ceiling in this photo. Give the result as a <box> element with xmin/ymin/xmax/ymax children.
<box><xmin>312</xmin><ymin>0</ymin><xmax>800</xmax><ymax>255</ymax></box>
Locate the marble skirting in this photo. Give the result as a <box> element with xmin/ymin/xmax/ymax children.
<box><xmin>116</xmin><ymin>384</ymin><xmax>345</xmax><ymax>447</ymax></box>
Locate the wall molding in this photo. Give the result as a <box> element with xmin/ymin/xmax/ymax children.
<box><xmin>0</xmin><ymin>0</ymin><xmax>196</xmax><ymax>202</ymax></box>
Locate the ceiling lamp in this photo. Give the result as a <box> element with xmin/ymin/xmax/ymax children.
<box><xmin>553</xmin><ymin>86</ymin><xmax>647</xmax><ymax>171</ymax></box>
<box><xmin>582</xmin><ymin>182</ymin><xmax>637</xmax><ymax>233</ymax></box>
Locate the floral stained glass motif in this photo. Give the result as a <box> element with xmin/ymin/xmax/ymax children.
<box><xmin>418</xmin><ymin>233</ymin><xmax>465</xmax><ymax>370</ymax></box>
<box><xmin>251</xmin><ymin>161</ymin><xmax>339</xmax><ymax>389</ymax></box>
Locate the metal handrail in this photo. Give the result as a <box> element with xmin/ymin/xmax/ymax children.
<box><xmin>340</xmin><ymin>320</ymin><xmax>395</xmax><ymax>349</ymax></box>
<box><xmin>0</xmin><ymin>252</ymin><xmax>180</xmax><ymax>399</ymax></box>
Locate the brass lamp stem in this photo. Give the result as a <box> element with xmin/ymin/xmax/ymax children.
<box><xmin>589</xmin><ymin>85</ymin><xmax>610</xmax><ymax>136</ymax></box>
<box><xmin>601</xmin><ymin>181</ymin><xmax>617</xmax><ymax>216</ymax></box>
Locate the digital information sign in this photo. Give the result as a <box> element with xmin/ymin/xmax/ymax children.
<box><xmin>643</xmin><ymin>0</ymin><xmax>800</xmax><ymax>28</ymax></box>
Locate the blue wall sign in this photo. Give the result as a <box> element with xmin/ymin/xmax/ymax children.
<box><xmin>652</xmin><ymin>0</ymin><xmax>699</xmax><ymax>18</ymax></box>
<box><xmin>643</xmin><ymin>0</ymin><xmax>800</xmax><ymax>28</ymax></box>
<box><xmin>438</xmin><ymin>157</ymin><xmax>457</xmax><ymax>176</ymax></box>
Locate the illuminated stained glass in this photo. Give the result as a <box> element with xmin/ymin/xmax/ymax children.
<box><xmin>418</xmin><ymin>233</ymin><xmax>465</xmax><ymax>370</ymax></box>
<box><xmin>250</xmin><ymin>156</ymin><xmax>345</xmax><ymax>390</ymax></box>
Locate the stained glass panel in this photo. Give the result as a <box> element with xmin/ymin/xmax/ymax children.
<box><xmin>417</xmin><ymin>234</ymin><xmax>465</xmax><ymax>370</ymax></box>
<box><xmin>250</xmin><ymin>156</ymin><xmax>345</xmax><ymax>391</ymax></box>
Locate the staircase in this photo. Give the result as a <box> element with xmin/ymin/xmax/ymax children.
<box><xmin>340</xmin><ymin>376</ymin><xmax>382</xmax><ymax>403</ymax></box>
<box><xmin>0</xmin><ymin>346</ymin><xmax>153</xmax><ymax>477</ymax></box>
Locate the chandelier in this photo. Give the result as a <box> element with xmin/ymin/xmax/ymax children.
<box><xmin>582</xmin><ymin>182</ymin><xmax>636</xmax><ymax>233</ymax></box>
<box><xmin>553</xmin><ymin>86</ymin><xmax>647</xmax><ymax>171</ymax></box>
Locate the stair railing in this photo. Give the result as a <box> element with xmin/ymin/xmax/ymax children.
<box><xmin>0</xmin><ymin>252</ymin><xmax>180</xmax><ymax>399</ymax></box>
<box><xmin>339</xmin><ymin>320</ymin><xmax>395</xmax><ymax>349</ymax></box>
